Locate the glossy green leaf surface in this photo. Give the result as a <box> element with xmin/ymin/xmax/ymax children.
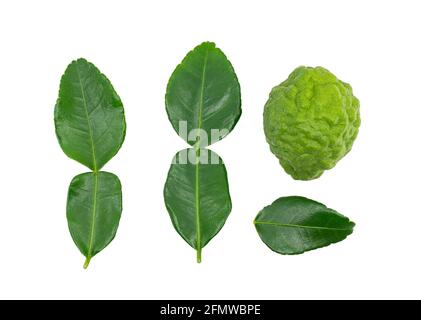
<box><xmin>164</xmin><ymin>148</ymin><xmax>232</xmax><ymax>262</ymax></box>
<box><xmin>254</xmin><ymin>196</ymin><xmax>355</xmax><ymax>255</ymax></box>
<box><xmin>166</xmin><ymin>42</ymin><xmax>241</xmax><ymax>147</ymax></box>
<box><xmin>55</xmin><ymin>58</ymin><xmax>126</xmax><ymax>171</ymax></box>
<box><xmin>67</xmin><ymin>172</ymin><xmax>122</xmax><ymax>268</ymax></box>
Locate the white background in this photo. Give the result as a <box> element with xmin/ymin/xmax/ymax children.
<box><xmin>0</xmin><ymin>0</ymin><xmax>420</xmax><ymax>300</ymax></box>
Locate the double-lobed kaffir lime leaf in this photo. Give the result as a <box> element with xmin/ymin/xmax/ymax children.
<box><xmin>164</xmin><ymin>42</ymin><xmax>241</xmax><ymax>262</ymax></box>
<box><xmin>55</xmin><ymin>58</ymin><xmax>126</xmax><ymax>268</ymax></box>
<box><xmin>254</xmin><ymin>196</ymin><xmax>355</xmax><ymax>254</ymax></box>
<box><xmin>164</xmin><ymin>149</ymin><xmax>232</xmax><ymax>263</ymax></box>
<box><xmin>166</xmin><ymin>42</ymin><xmax>241</xmax><ymax>147</ymax></box>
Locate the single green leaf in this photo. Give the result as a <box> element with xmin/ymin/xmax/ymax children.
<box><xmin>55</xmin><ymin>58</ymin><xmax>126</xmax><ymax>171</ymax></box>
<box><xmin>164</xmin><ymin>148</ymin><xmax>232</xmax><ymax>263</ymax></box>
<box><xmin>67</xmin><ymin>172</ymin><xmax>123</xmax><ymax>268</ymax></box>
<box><xmin>166</xmin><ymin>42</ymin><xmax>241</xmax><ymax>147</ymax></box>
<box><xmin>254</xmin><ymin>196</ymin><xmax>355</xmax><ymax>255</ymax></box>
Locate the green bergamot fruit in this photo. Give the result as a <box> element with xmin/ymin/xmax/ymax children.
<box><xmin>263</xmin><ymin>66</ymin><xmax>360</xmax><ymax>180</ymax></box>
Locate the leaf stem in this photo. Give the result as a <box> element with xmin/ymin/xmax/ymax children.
<box><xmin>197</xmin><ymin>249</ymin><xmax>202</xmax><ymax>264</ymax></box>
<box><xmin>83</xmin><ymin>257</ymin><xmax>91</xmax><ymax>269</ymax></box>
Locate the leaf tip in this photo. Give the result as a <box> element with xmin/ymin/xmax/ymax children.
<box><xmin>196</xmin><ymin>41</ymin><xmax>216</xmax><ymax>52</ymax></box>
<box><xmin>65</xmin><ymin>58</ymin><xmax>90</xmax><ymax>72</ymax></box>
<box><xmin>75</xmin><ymin>57</ymin><xmax>89</xmax><ymax>64</ymax></box>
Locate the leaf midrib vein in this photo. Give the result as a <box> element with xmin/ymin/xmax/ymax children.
<box><xmin>254</xmin><ymin>220</ymin><xmax>352</xmax><ymax>231</ymax></box>
<box><xmin>194</xmin><ymin>48</ymin><xmax>209</xmax><ymax>260</ymax></box>
<box><xmin>75</xmin><ymin>64</ymin><xmax>98</xmax><ymax>172</ymax></box>
<box><xmin>87</xmin><ymin>173</ymin><xmax>99</xmax><ymax>261</ymax></box>
<box><xmin>75</xmin><ymin>63</ymin><xmax>99</xmax><ymax>266</ymax></box>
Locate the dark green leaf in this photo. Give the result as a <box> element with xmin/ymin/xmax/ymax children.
<box><xmin>67</xmin><ymin>172</ymin><xmax>122</xmax><ymax>268</ymax></box>
<box><xmin>166</xmin><ymin>42</ymin><xmax>241</xmax><ymax>147</ymax></box>
<box><xmin>55</xmin><ymin>58</ymin><xmax>126</xmax><ymax>171</ymax></box>
<box><xmin>254</xmin><ymin>196</ymin><xmax>355</xmax><ymax>255</ymax></box>
<box><xmin>164</xmin><ymin>148</ymin><xmax>232</xmax><ymax>262</ymax></box>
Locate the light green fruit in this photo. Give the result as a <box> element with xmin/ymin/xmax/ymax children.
<box><xmin>264</xmin><ymin>66</ymin><xmax>360</xmax><ymax>180</ymax></box>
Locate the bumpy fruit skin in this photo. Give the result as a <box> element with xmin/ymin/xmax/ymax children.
<box><xmin>264</xmin><ymin>66</ymin><xmax>360</xmax><ymax>180</ymax></box>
